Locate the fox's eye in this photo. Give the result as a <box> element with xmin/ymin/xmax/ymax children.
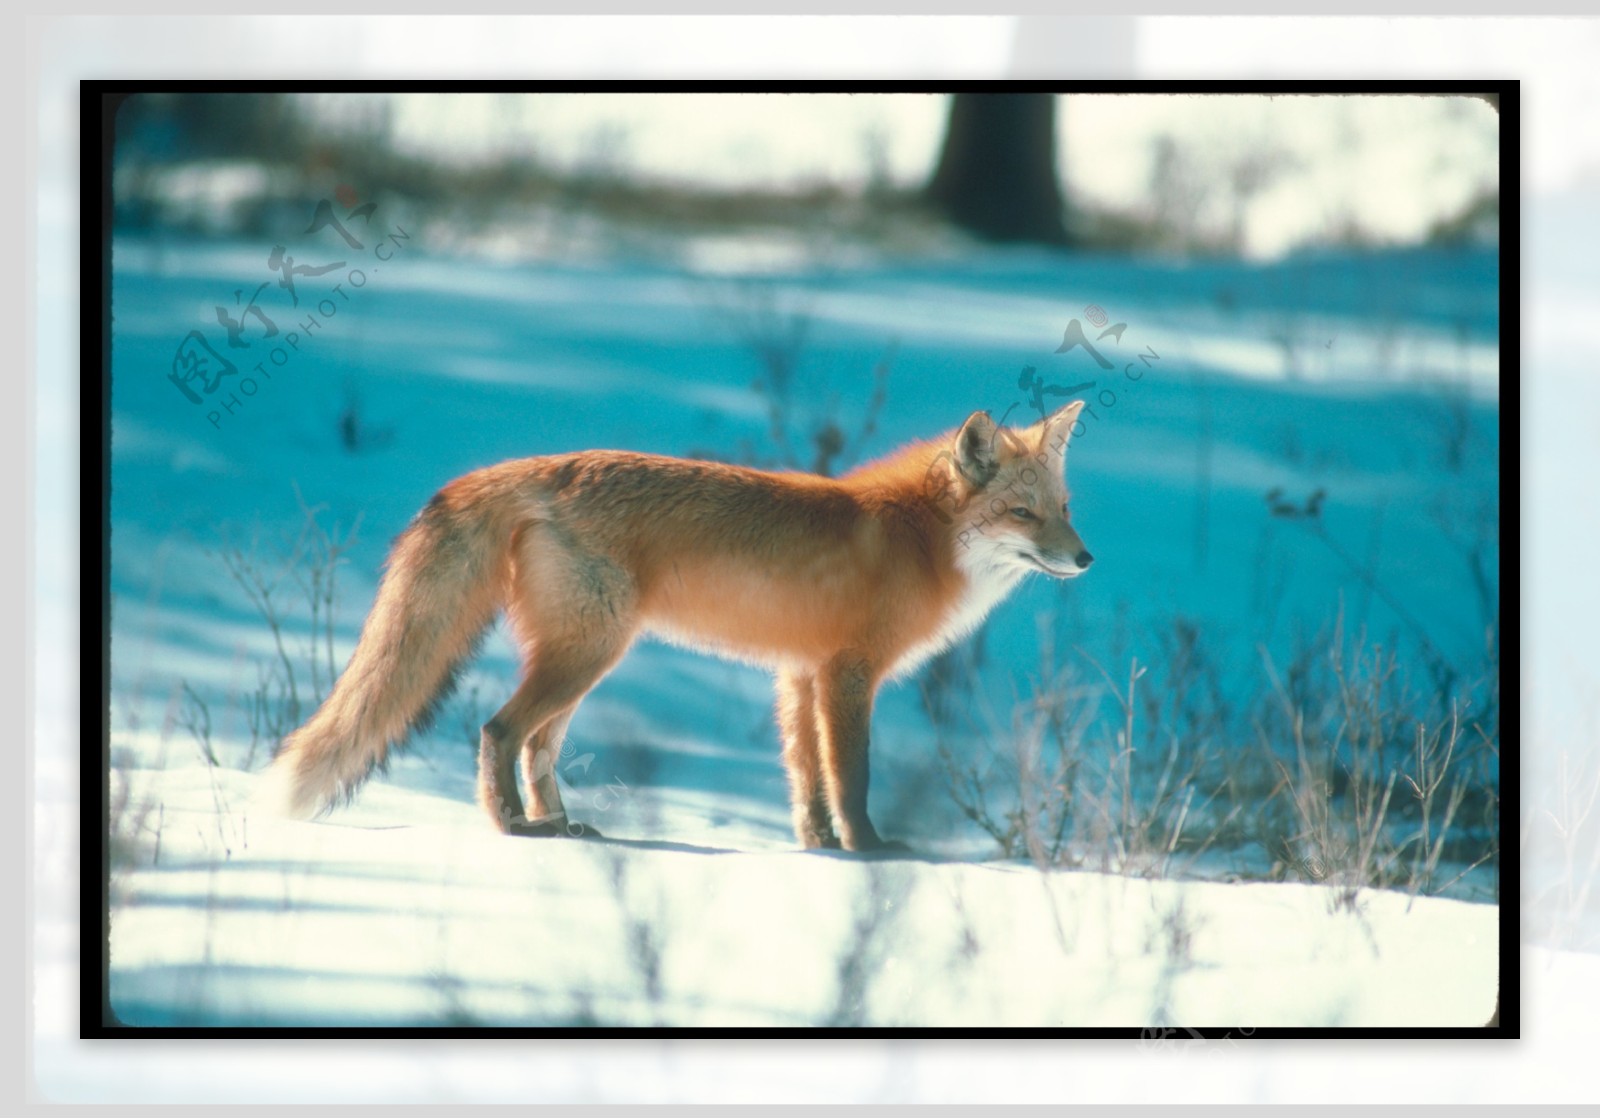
<box><xmin>1010</xmin><ymin>506</ymin><xmax>1036</xmax><ymax>521</ymax></box>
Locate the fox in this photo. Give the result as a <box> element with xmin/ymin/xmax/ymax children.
<box><xmin>264</xmin><ymin>400</ymin><xmax>1093</xmax><ymax>851</ymax></box>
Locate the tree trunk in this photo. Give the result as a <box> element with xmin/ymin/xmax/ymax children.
<box><xmin>926</xmin><ymin>93</ymin><xmax>1068</xmax><ymax>246</ymax></box>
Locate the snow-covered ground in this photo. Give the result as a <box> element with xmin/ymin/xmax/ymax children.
<box><xmin>108</xmin><ymin>763</ymin><xmax>1495</xmax><ymax>1028</ymax></box>
<box><xmin>106</xmin><ymin>218</ymin><xmax>1502</xmax><ymax>1028</ymax></box>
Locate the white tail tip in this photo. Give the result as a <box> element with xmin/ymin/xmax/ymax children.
<box><xmin>253</xmin><ymin>754</ymin><xmax>322</xmax><ymax>821</ymax></box>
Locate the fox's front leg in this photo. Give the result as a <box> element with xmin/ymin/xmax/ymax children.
<box><xmin>814</xmin><ymin>655</ymin><xmax>886</xmax><ymax>852</ymax></box>
<box><xmin>776</xmin><ymin>670</ymin><xmax>839</xmax><ymax>849</ymax></box>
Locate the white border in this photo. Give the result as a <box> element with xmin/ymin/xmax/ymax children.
<box><xmin>21</xmin><ymin>10</ymin><xmax>1586</xmax><ymax>1112</ymax></box>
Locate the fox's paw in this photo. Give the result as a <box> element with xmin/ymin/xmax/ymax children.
<box><xmin>507</xmin><ymin>812</ymin><xmax>602</xmax><ymax>839</ymax></box>
<box><xmin>843</xmin><ymin>835</ymin><xmax>913</xmax><ymax>856</ymax></box>
<box><xmin>798</xmin><ymin>828</ymin><xmax>843</xmax><ymax>850</ymax></box>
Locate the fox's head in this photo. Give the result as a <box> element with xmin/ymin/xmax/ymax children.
<box><xmin>934</xmin><ymin>401</ymin><xmax>1093</xmax><ymax>580</ymax></box>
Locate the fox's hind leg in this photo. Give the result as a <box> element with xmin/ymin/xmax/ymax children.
<box><xmin>520</xmin><ymin>708</ymin><xmax>574</xmax><ymax>828</ymax></box>
<box><xmin>478</xmin><ymin>712</ymin><xmax>530</xmax><ymax>833</ymax></box>
<box><xmin>776</xmin><ymin>671</ymin><xmax>839</xmax><ymax>849</ymax></box>
<box><xmin>481</xmin><ymin>638</ymin><xmax>630</xmax><ymax>835</ymax></box>
<box><xmin>480</xmin><ymin>531</ymin><xmax>636</xmax><ymax>836</ymax></box>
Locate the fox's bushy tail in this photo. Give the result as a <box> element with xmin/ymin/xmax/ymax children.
<box><xmin>262</xmin><ymin>494</ymin><xmax>508</xmax><ymax>819</ymax></box>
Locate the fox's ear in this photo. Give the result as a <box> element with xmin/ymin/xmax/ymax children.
<box><xmin>954</xmin><ymin>410</ymin><xmax>1001</xmax><ymax>486</ymax></box>
<box><xmin>1040</xmin><ymin>400</ymin><xmax>1086</xmax><ymax>458</ymax></box>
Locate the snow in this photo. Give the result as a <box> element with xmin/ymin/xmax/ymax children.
<box><xmin>108</xmin><ymin>763</ymin><xmax>1496</xmax><ymax>1029</ymax></box>
<box><xmin>106</xmin><ymin>221</ymin><xmax>1501</xmax><ymax>1028</ymax></box>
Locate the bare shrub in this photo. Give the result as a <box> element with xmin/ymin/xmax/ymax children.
<box><xmin>200</xmin><ymin>491</ymin><xmax>361</xmax><ymax>771</ymax></box>
<box><xmin>936</xmin><ymin>612</ymin><xmax>1498</xmax><ymax>901</ymax></box>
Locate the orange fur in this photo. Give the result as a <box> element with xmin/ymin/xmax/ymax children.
<box><xmin>266</xmin><ymin>402</ymin><xmax>1093</xmax><ymax>850</ymax></box>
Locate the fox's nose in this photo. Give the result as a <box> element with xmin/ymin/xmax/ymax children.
<box><xmin>1075</xmin><ymin>550</ymin><xmax>1094</xmax><ymax>569</ymax></box>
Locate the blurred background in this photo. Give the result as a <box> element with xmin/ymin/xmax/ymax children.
<box><xmin>111</xmin><ymin>91</ymin><xmax>1498</xmax><ymax>262</ymax></box>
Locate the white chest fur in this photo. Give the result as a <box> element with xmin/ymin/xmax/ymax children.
<box><xmin>886</xmin><ymin>547</ymin><xmax>1028</xmax><ymax>681</ymax></box>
